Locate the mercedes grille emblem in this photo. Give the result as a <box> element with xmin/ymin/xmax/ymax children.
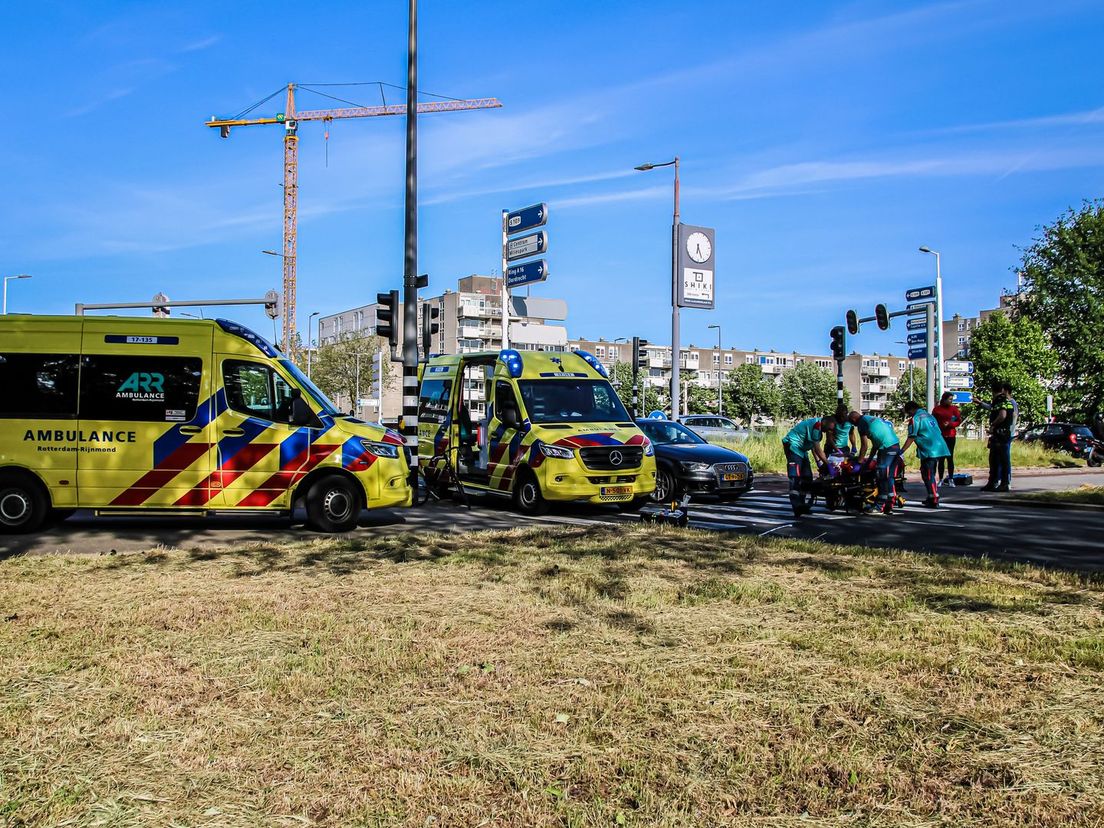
<box><xmin>609</xmin><ymin>450</ymin><xmax>624</xmax><ymax>467</ymax></box>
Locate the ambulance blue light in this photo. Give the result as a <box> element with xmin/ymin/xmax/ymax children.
<box><xmin>216</xmin><ymin>319</ymin><xmax>279</xmax><ymax>358</ymax></box>
<box><xmin>573</xmin><ymin>350</ymin><xmax>608</xmax><ymax>378</ymax></box>
<box><xmin>499</xmin><ymin>349</ymin><xmax>524</xmax><ymax>378</ymax></box>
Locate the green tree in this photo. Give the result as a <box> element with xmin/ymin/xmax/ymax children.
<box><xmin>967</xmin><ymin>311</ymin><xmax>1056</xmax><ymax>424</ymax></box>
<box><xmin>779</xmin><ymin>362</ymin><xmax>840</xmax><ymax>420</ymax></box>
<box><xmin>1015</xmin><ymin>200</ymin><xmax>1104</xmax><ymax>420</ymax></box>
<box><xmin>723</xmin><ymin>363</ymin><xmax>781</xmax><ymax>425</ymax></box>
<box><xmin>609</xmin><ymin>361</ymin><xmax>670</xmax><ymax>417</ymax></box>
<box><xmin>687</xmin><ymin>383</ymin><xmax>720</xmax><ymax>415</ymax></box>
<box><xmin>299</xmin><ymin>333</ymin><xmax>392</xmax><ymax>414</ymax></box>
<box><xmin>888</xmin><ymin>365</ymin><xmax>927</xmax><ymax>409</ymax></box>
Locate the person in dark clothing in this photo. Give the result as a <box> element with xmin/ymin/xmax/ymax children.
<box><xmin>932</xmin><ymin>391</ymin><xmax>961</xmax><ymax>486</ymax></box>
<box><xmin>982</xmin><ymin>382</ymin><xmax>1017</xmax><ymax>492</ymax></box>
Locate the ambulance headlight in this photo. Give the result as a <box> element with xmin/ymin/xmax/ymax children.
<box><xmin>539</xmin><ymin>443</ymin><xmax>575</xmax><ymax>460</ymax></box>
<box><xmin>643</xmin><ymin>439</ymin><xmax>654</xmax><ymax>457</ymax></box>
<box><xmin>360</xmin><ymin>440</ymin><xmax>400</xmax><ymax>459</ymax></box>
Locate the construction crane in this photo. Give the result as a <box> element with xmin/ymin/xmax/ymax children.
<box><xmin>206</xmin><ymin>83</ymin><xmax>501</xmax><ymax>352</ymax></box>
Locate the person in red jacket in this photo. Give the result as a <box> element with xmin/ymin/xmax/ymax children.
<box><xmin>932</xmin><ymin>391</ymin><xmax>962</xmax><ymax>486</ymax></box>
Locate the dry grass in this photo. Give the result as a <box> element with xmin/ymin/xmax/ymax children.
<box><xmin>1019</xmin><ymin>485</ymin><xmax>1104</xmax><ymax>506</ymax></box>
<box><xmin>2</xmin><ymin>528</ymin><xmax>1103</xmax><ymax>827</ymax></box>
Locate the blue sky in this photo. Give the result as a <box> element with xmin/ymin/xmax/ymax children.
<box><xmin>3</xmin><ymin>0</ymin><xmax>1102</xmax><ymax>356</ymax></box>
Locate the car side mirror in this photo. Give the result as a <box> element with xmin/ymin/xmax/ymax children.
<box><xmin>289</xmin><ymin>396</ymin><xmax>320</xmax><ymax>428</ymax></box>
<box><xmin>500</xmin><ymin>407</ymin><xmax>520</xmax><ymax>429</ymax></box>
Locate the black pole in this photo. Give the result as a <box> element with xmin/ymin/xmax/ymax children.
<box><xmin>402</xmin><ymin>0</ymin><xmax>420</xmax><ymax>479</ymax></box>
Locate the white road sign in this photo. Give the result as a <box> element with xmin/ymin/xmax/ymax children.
<box><xmin>945</xmin><ymin>374</ymin><xmax>975</xmax><ymax>389</ymax></box>
<box><xmin>944</xmin><ymin>360</ymin><xmax>974</xmax><ymax>373</ymax></box>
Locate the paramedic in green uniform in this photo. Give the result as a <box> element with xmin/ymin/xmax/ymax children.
<box><xmin>781</xmin><ymin>416</ymin><xmax>836</xmax><ymax>517</ymax></box>
<box><xmin>901</xmin><ymin>401</ymin><xmax>951</xmax><ymax>508</ymax></box>
<box><xmin>849</xmin><ymin>412</ymin><xmax>902</xmax><ymax>515</ymax></box>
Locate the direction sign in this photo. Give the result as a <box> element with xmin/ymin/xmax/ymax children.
<box><xmin>945</xmin><ymin>374</ymin><xmax>974</xmax><ymax>389</ymax></box>
<box><xmin>907</xmin><ymin>332</ymin><xmax>927</xmax><ymax>345</ymax></box>
<box><xmin>907</xmin><ymin>300</ymin><xmax>935</xmax><ymax>312</ymax></box>
<box><xmin>951</xmin><ymin>391</ymin><xmax>973</xmax><ymax>404</ymax></box>
<box><xmin>908</xmin><ymin>347</ymin><xmax>927</xmax><ymax>360</ymax></box>
<box><xmin>906</xmin><ymin>318</ymin><xmax>927</xmax><ymax>331</ymax></box>
<box><xmin>506</xmin><ymin>231</ymin><xmax>548</xmax><ymax>262</ymax></box>
<box><xmin>506</xmin><ymin>203</ymin><xmax>548</xmax><ymax>235</ymax></box>
<box><xmin>905</xmin><ymin>285</ymin><xmax>936</xmax><ymax>302</ymax></box>
<box><xmin>945</xmin><ymin>360</ymin><xmax>974</xmax><ymax>373</ymax></box>
<box><xmin>505</xmin><ymin>259</ymin><xmax>548</xmax><ymax>288</ymax></box>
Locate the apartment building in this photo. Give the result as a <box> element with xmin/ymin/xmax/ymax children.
<box><xmin>569</xmin><ymin>337</ymin><xmax>917</xmax><ymax>416</ymax></box>
<box><xmin>317</xmin><ymin>275</ymin><xmax>569</xmax><ymax>420</ymax></box>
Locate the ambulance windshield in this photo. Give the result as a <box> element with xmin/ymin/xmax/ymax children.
<box><xmin>518</xmin><ymin>379</ymin><xmax>630</xmax><ymax>424</ymax></box>
<box><xmin>280</xmin><ymin>359</ymin><xmax>341</xmax><ymax>417</ymax></box>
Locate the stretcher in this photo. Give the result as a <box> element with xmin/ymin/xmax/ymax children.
<box><xmin>798</xmin><ymin>454</ymin><xmax>906</xmax><ymax>514</ymax></box>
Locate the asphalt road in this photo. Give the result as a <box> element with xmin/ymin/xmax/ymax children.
<box><xmin>3</xmin><ymin>469</ymin><xmax>1102</xmax><ymax>573</ymax></box>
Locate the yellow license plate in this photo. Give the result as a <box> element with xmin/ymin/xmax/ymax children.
<box><xmin>601</xmin><ymin>486</ymin><xmax>633</xmax><ymax>496</ymax></box>
<box><xmin>722</xmin><ymin>473</ymin><xmax>746</xmax><ymax>482</ymax></box>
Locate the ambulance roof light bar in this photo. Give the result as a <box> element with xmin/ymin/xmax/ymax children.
<box><xmin>75</xmin><ymin>293</ymin><xmax>280</xmax><ymax>316</ymax></box>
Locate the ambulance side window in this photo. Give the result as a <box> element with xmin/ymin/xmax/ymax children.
<box><xmin>0</xmin><ymin>353</ymin><xmax>80</xmax><ymax>418</ymax></box>
<box><xmin>223</xmin><ymin>360</ymin><xmax>296</xmax><ymax>424</ymax></box>
<box><xmin>418</xmin><ymin>379</ymin><xmax>452</xmax><ymax>423</ymax></box>
<box><xmin>80</xmin><ymin>355</ymin><xmax>202</xmax><ymax>422</ymax></box>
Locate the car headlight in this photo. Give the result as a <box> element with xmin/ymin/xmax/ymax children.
<box><xmin>539</xmin><ymin>443</ymin><xmax>575</xmax><ymax>460</ymax></box>
<box><xmin>361</xmin><ymin>439</ymin><xmax>400</xmax><ymax>458</ymax></box>
<box><xmin>643</xmin><ymin>438</ymin><xmax>654</xmax><ymax>457</ymax></box>
<box><xmin>682</xmin><ymin>461</ymin><xmax>712</xmax><ymax>472</ymax></box>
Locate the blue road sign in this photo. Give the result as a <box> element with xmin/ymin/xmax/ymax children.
<box><xmin>907</xmin><ymin>300</ymin><xmax>935</xmax><ymax>312</ymax></box>
<box><xmin>907</xmin><ymin>332</ymin><xmax>927</xmax><ymax>345</ymax></box>
<box><xmin>506</xmin><ymin>230</ymin><xmax>548</xmax><ymax>262</ymax></box>
<box><xmin>908</xmin><ymin>347</ymin><xmax>927</xmax><ymax>360</ymax></box>
<box><xmin>505</xmin><ymin>259</ymin><xmax>548</xmax><ymax>288</ymax></box>
<box><xmin>506</xmin><ymin>203</ymin><xmax>548</xmax><ymax>235</ymax></box>
<box><xmin>648</xmin><ymin>410</ymin><xmax>666</xmax><ymax>419</ymax></box>
<box><xmin>906</xmin><ymin>318</ymin><xmax>927</xmax><ymax>331</ymax></box>
<box><xmin>906</xmin><ymin>285</ymin><xmax>936</xmax><ymax>302</ymax></box>
<box><xmin>951</xmin><ymin>391</ymin><xmax>974</xmax><ymax>404</ymax></box>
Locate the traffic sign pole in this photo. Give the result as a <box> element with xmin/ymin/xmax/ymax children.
<box><xmin>935</xmin><ymin>256</ymin><xmax>945</xmax><ymax>403</ymax></box>
<box><xmin>925</xmin><ymin>303</ymin><xmax>935</xmax><ymax>411</ymax></box>
<box><xmin>501</xmin><ymin>209</ymin><xmax>509</xmax><ymax>350</ymax></box>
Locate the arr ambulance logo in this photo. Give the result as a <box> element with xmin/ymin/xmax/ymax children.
<box><xmin>117</xmin><ymin>372</ymin><xmax>165</xmax><ymax>402</ymax></box>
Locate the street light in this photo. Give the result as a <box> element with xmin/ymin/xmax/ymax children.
<box><xmin>708</xmin><ymin>323</ymin><xmax>722</xmax><ymax>415</ymax></box>
<box><xmin>919</xmin><ymin>246</ymin><xmax>944</xmax><ymax>400</ymax></box>
<box><xmin>307</xmin><ymin>311</ymin><xmax>320</xmax><ymax>378</ymax></box>
<box><xmin>634</xmin><ymin>156</ymin><xmax>680</xmax><ymax>417</ymax></box>
<box><xmin>2</xmin><ymin>274</ymin><xmax>32</xmax><ymax>315</ymax></box>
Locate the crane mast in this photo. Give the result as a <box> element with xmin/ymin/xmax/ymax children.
<box><xmin>207</xmin><ymin>83</ymin><xmax>501</xmax><ymax>354</ymax></box>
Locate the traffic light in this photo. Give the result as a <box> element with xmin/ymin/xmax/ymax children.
<box><xmin>375</xmin><ymin>290</ymin><xmax>399</xmax><ymax>348</ymax></box>
<box><xmin>846</xmin><ymin>309</ymin><xmax>860</xmax><ymax>336</ymax></box>
<box><xmin>415</xmin><ymin>273</ymin><xmax>429</xmax><ymax>290</ymax></box>
<box><xmin>632</xmin><ymin>336</ymin><xmax>649</xmax><ymax>376</ymax></box>
<box><xmin>421</xmin><ymin>302</ymin><xmax>440</xmax><ymax>356</ymax></box>
<box><xmin>830</xmin><ymin>326</ymin><xmax>846</xmax><ymax>360</ymax></box>
<box><xmin>263</xmin><ymin>289</ymin><xmax>280</xmax><ymax>321</ymax></box>
<box><xmin>875</xmin><ymin>303</ymin><xmax>890</xmax><ymax>331</ymax></box>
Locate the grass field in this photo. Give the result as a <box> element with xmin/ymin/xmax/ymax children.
<box><xmin>1020</xmin><ymin>485</ymin><xmax>1104</xmax><ymax>506</ymax></box>
<box><xmin>3</xmin><ymin>527</ymin><xmax>1104</xmax><ymax>827</ymax></box>
<box><xmin>715</xmin><ymin>430</ymin><xmax>1079</xmax><ymax>475</ymax></box>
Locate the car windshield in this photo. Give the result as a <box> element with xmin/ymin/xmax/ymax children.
<box><xmin>517</xmin><ymin>379</ymin><xmax>630</xmax><ymax>424</ymax></box>
<box><xmin>279</xmin><ymin>359</ymin><xmax>341</xmax><ymax>417</ymax></box>
<box><xmin>1073</xmin><ymin>426</ymin><xmax>1094</xmax><ymax>437</ymax></box>
<box><xmin>638</xmin><ymin>420</ymin><xmax>706</xmax><ymax>445</ymax></box>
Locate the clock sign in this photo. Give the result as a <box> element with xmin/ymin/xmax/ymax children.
<box><xmin>676</xmin><ymin>224</ymin><xmax>716</xmax><ymax>309</ymax></box>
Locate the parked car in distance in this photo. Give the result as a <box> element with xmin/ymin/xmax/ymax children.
<box><xmin>1017</xmin><ymin>422</ymin><xmax>1098</xmax><ymax>462</ymax></box>
<box><xmin>678</xmin><ymin>414</ymin><xmax>748</xmax><ymax>443</ymax></box>
<box><xmin>636</xmin><ymin>418</ymin><xmax>753</xmax><ymax>503</ymax></box>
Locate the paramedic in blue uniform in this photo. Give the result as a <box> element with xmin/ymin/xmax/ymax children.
<box><xmin>781</xmin><ymin>415</ymin><xmax>836</xmax><ymax>517</ymax></box>
<box><xmin>901</xmin><ymin>401</ymin><xmax>951</xmax><ymax>508</ymax></box>
<box><xmin>849</xmin><ymin>411</ymin><xmax>903</xmax><ymax>515</ymax></box>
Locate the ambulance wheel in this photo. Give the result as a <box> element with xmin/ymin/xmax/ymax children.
<box><xmin>513</xmin><ymin>469</ymin><xmax>548</xmax><ymax>516</ymax></box>
<box><xmin>305</xmin><ymin>475</ymin><xmax>362</xmax><ymax>533</ymax></box>
<box><xmin>0</xmin><ymin>471</ymin><xmax>49</xmax><ymax>534</ymax></box>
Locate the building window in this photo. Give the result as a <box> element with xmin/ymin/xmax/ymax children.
<box><xmin>724</xmin><ymin>354</ymin><xmax>733</xmax><ymax>365</ymax></box>
<box><xmin>898</xmin><ymin>361</ymin><xmax>906</xmax><ymax>370</ymax></box>
<box><xmin>595</xmin><ymin>346</ymin><xmax>605</xmax><ymax>357</ymax></box>
<box><xmin>958</xmin><ymin>320</ymin><xmax>966</xmax><ymax>331</ymax></box>
<box><xmin>958</xmin><ymin>336</ymin><xmax>967</xmax><ymax>345</ymax></box>
<box><xmin>746</xmin><ymin>355</ymin><xmax>755</xmax><ymax>364</ymax></box>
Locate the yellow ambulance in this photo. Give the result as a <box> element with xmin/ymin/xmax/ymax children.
<box><xmin>417</xmin><ymin>349</ymin><xmax>656</xmax><ymax>513</ymax></box>
<box><xmin>0</xmin><ymin>315</ymin><xmax>412</xmax><ymax>534</ymax></box>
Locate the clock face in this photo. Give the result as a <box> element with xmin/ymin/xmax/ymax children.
<box><xmin>686</xmin><ymin>231</ymin><xmax>712</xmax><ymax>263</ymax></box>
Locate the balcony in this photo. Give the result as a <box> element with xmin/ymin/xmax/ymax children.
<box><xmin>863</xmin><ymin>366</ymin><xmax>890</xmax><ymax>377</ymax></box>
<box><xmin>760</xmin><ymin>363</ymin><xmax>784</xmax><ymax>374</ymax></box>
<box><xmin>866</xmin><ymin>400</ymin><xmax>887</xmax><ymax>411</ymax></box>
<box><xmin>862</xmin><ymin>383</ymin><xmax>884</xmax><ymax>394</ymax></box>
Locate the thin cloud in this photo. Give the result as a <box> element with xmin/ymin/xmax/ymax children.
<box><xmin>180</xmin><ymin>34</ymin><xmax>222</xmax><ymax>52</ymax></box>
<box><xmin>64</xmin><ymin>87</ymin><xmax>135</xmax><ymax>118</ymax></box>
<box><xmin>923</xmin><ymin>106</ymin><xmax>1104</xmax><ymax>136</ymax></box>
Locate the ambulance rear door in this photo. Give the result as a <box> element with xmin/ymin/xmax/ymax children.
<box><xmin>77</xmin><ymin>321</ymin><xmax>214</xmax><ymax>508</ymax></box>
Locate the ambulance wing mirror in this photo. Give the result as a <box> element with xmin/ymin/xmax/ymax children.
<box><xmin>500</xmin><ymin>406</ymin><xmax>521</xmax><ymax>429</ymax></box>
<box><xmin>289</xmin><ymin>395</ymin><xmax>322</xmax><ymax>429</ymax></box>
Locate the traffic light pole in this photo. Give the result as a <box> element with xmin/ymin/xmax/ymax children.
<box><xmin>400</xmin><ymin>0</ymin><xmax>420</xmax><ymax>466</ymax></box>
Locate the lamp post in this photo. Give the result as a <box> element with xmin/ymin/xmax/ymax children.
<box><xmin>708</xmin><ymin>323</ymin><xmax>722</xmax><ymax>415</ymax></box>
<box><xmin>2</xmin><ymin>274</ymin><xmax>32</xmax><ymax>314</ymax></box>
<box><xmin>307</xmin><ymin>311</ymin><xmax>320</xmax><ymax>378</ymax></box>
<box><xmin>634</xmin><ymin>156</ymin><xmax>680</xmax><ymax>417</ymax></box>
<box><xmin>919</xmin><ymin>246</ymin><xmax>944</xmax><ymax>400</ymax></box>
